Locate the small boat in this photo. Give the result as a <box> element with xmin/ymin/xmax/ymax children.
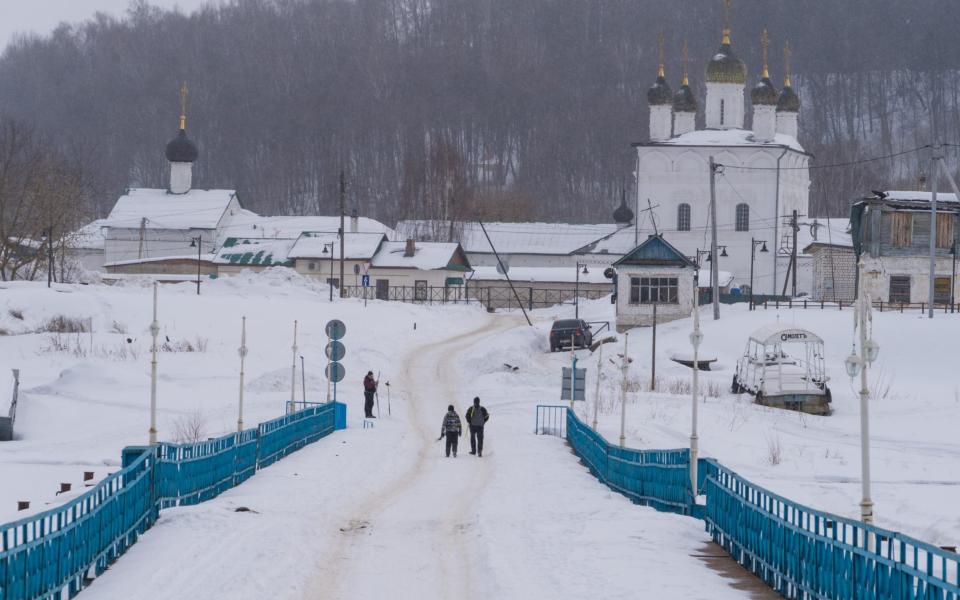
<box><xmin>731</xmin><ymin>324</ymin><xmax>832</xmax><ymax>415</ymax></box>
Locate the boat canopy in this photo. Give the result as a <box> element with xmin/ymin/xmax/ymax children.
<box><xmin>747</xmin><ymin>324</ymin><xmax>824</xmax><ymax>346</ymax></box>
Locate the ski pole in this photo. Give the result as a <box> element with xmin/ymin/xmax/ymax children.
<box><xmin>375</xmin><ymin>370</ymin><xmax>381</xmax><ymax>418</ymax></box>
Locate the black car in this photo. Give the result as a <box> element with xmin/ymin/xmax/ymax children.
<box><xmin>549</xmin><ymin>319</ymin><xmax>593</xmax><ymax>352</ymax></box>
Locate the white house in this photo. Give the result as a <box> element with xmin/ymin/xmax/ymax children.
<box><xmin>613</xmin><ymin>235</ymin><xmax>697</xmax><ymax>330</ymax></box>
<box><xmin>633</xmin><ymin>20</ymin><xmax>811</xmax><ymax>296</ymax></box>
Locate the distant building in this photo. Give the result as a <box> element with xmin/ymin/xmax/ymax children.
<box><xmin>851</xmin><ymin>191</ymin><xmax>959</xmax><ymax>305</ymax></box>
<box><xmin>613</xmin><ymin>235</ymin><xmax>697</xmax><ymax>330</ymax></box>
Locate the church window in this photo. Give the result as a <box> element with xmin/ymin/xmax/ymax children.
<box><xmin>735</xmin><ymin>203</ymin><xmax>750</xmax><ymax>231</ymax></box>
<box><xmin>677</xmin><ymin>203</ymin><xmax>691</xmax><ymax>231</ymax></box>
<box><xmin>720</xmin><ymin>100</ymin><xmax>725</xmax><ymax>126</ymax></box>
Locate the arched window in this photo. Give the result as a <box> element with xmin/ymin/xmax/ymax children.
<box><xmin>677</xmin><ymin>203</ymin><xmax>691</xmax><ymax>231</ymax></box>
<box><xmin>735</xmin><ymin>203</ymin><xmax>750</xmax><ymax>232</ymax></box>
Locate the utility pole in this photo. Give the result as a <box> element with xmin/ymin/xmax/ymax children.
<box><xmin>937</xmin><ymin>159</ymin><xmax>960</xmax><ymax>312</ymax></box>
<box><xmin>689</xmin><ymin>301</ymin><xmax>703</xmax><ymax>500</ymax></box>
<box><xmin>791</xmin><ymin>209</ymin><xmax>799</xmax><ymax>298</ymax></box>
<box><xmin>289</xmin><ymin>320</ymin><xmax>298</xmax><ymax>414</ymax></box>
<box><xmin>592</xmin><ymin>342</ymin><xmax>603</xmax><ymax>431</ymax></box>
<box><xmin>618</xmin><ymin>332</ymin><xmax>629</xmax><ymax>447</ymax></box>
<box><xmin>709</xmin><ymin>157</ymin><xmax>720</xmax><ymax>320</ymax></box>
<box><xmin>238</xmin><ymin>316</ymin><xmax>247</xmax><ymax>432</ymax></box>
<box><xmin>138</xmin><ymin>217</ymin><xmax>146</xmax><ymax>260</ymax></box>
<box><xmin>339</xmin><ymin>170</ymin><xmax>346</xmax><ymax>299</ymax></box>
<box><xmin>149</xmin><ymin>282</ymin><xmax>159</xmax><ymax>445</ymax></box>
<box><xmin>650</xmin><ymin>303</ymin><xmax>657</xmax><ymax>391</ymax></box>
<box><xmin>929</xmin><ymin>146</ymin><xmax>941</xmax><ymax>319</ymax></box>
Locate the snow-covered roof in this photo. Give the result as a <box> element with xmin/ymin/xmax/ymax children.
<box><xmin>214</xmin><ymin>237</ymin><xmax>296</xmax><ymax>266</ymax></box>
<box><xmin>471</xmin><ymin>266</ymin><xmax>611</xmax><ymax>284</ymax></box>
<box><xmin>287</xmin><ymin>232</ymin><xmax>386</xmax><ymax>260</ymax></box>
<box><xmin>104</xmin><ymin>188</ymin><xmax>238</xmax><ymax>230</ymax></box>
<box><xmin>219</xmin><ymin>211</ymin><xmax>395</xmax><ymax>242</ymax></box>
<box><xmin>696</xmin><ymin>270</ymin><xmax>735</xmax><ymax>288</ymax></box>
<box><xmin>68</xmin><ymin>219</ymin><xmax>108</xmax><ymax>250</ymax></box>
<box><xmin>641</xmin><ymin>128</ymin><xmax>805</xmax><ymax>154</ymax></box>
<box><xmin>877</xmin><ymin>190</ymin><xmax>960</xmax><ymax>203</ymax></box>
<box><xmin>104</xmin><ymin>253</ymin><xmax>216</xmax><ymax>267</ymax></box>
<box><xmin>395</xmin><ymin>220</ymin><xmax>621</xmax><ymax>255</ymax></box>
<box><xmin>370</xmin><ymin>241</ymin><xmax>466</xmax><ymax>270</ymax></box>
<box><xmin>748</xmin><ymin>324</ymin><xmax>823</xmax><ymax>346</ymax></box>
<box><xmin>798</xmin><ymin>217</ymin><xmax>853</xmax><ymax>254</ymax></box>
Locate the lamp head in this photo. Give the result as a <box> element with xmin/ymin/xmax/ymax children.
<box><xmin>844</xmin><ymin>351</ymin><xmax>862</xmax><ymax>378</ymax></box>
<box><xmin>190</xmin><ymin>238</ymin><xmax>197</xmax><ymax>248</ymax></box>
<box><xmin>760</xmin><ymin>241</ymin><xmax>769</xmax><ymax>253</ymax></box>
<box><xmin>720</xmin><ymin>247</ymin><xmax>729</xmax><ymax>257</ymax></box>
<box><xmin>581</xmin><ymin>265</ymin><xmax>589</xmax><ymax>275</ymax></box>
<box><xmin>863</xmin><ymin>339</ymin><xmax>880</xmax><ymax>364</ymax></box>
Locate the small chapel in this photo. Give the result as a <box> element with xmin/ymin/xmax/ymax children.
<box><xmin>626</xmin><ymin>6</ymin><xmax>813</xmax><ymax>296</ymax></box>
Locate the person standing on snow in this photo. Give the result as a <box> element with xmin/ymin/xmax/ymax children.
<box><xmin>440</xmin><ymin>404</ymin><xmax>462</xmax><ymax>458</ymax></box>
<box><xmin>363</xmin><ymin>371</ymin><xmax>378</xmax><ymax>418</ymax></box>
<box><xmin>465</xmin><ymin>396</ymin><xmax>489</xmax><ymax>457</ymax></box>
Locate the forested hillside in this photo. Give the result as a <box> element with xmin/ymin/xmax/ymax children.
<box><xmin>2</xmin><ymin>0</ymin><xmax>959</xmax><ymax>224</ymax></box>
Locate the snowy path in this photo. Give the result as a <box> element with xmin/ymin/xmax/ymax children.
<box><xmin>79</xmin><ymin>313</ymin><xmax>769</xmax><ymax>600</ymax></box>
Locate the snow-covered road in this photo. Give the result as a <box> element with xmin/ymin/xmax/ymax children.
<box><xmin>79</xmin><ymin>311</ymin><xmax>768</xmax><ymax>599</ymax></box>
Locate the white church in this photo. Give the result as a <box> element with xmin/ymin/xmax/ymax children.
<box><xmin>628</xmin><ymin>23</ymin><xmax>813</xmax><ymax>296</ymax></box>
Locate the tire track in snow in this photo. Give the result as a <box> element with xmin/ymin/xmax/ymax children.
<box><xmin>305</xmin><ymin>315</ymin><xmax>515</xmax><ymax>600</ymax></box>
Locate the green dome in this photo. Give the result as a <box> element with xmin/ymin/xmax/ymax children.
<box><xmin>647</xmin><ymin>75</ymin><xmax>673</xmax><ymax>106</ymax></box>
<box><xmin>673</xmin><ymin>84</ymin><xmax>698</xmax><ymax>113</ymax></box>
<box><xmin>776</xmin><ymin>85</ymin><xmax>800</xmax><ymax>112</ymax></box>
<box><xmin>706</xmin><ymin>42</ymin><xmax>747</xmax><ymax>85</ymax></box>
<box><xmin>751</xmin><ymin>77</ymin><xmax>778</xmax><ymax>105</ymax></box>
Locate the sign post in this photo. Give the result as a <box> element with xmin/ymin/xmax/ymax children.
<box><xmin>361</xmin><ymin>273</ymin><xmax>370</xmax><ymax>308</ymax></box>
<box><xmin>325</xmin><ymin>319</ymin><xmax>346</xmax><ymax>403</ymax></box>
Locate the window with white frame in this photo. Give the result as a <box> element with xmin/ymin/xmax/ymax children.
<box><xmin>630</xmin><ymin>276</ymin><xmax>679</xmax><ymax>304</ymax></box>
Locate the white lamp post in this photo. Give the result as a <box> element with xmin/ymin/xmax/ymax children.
<box><xmin>238</xmin><ymin>316</ymin><xmax>247</xmax><ymax>432</ymax></box>
<box><xmin>618</xmin><ymin>332</ymin><xmax>629</xmax><ymax>447</ymax></box>
<box><xmin>689</xmin><ymin>300</ymin><xmax>703</xmax><ymax>499</ymax></box>
<box><xmin>844</xmin><ymin>260</ymin><xmax>879</xmax><ymax>524</ymax></box>
<box><xmin>148</xmin><ymin>282</ymin><xmax>159</xmax><ymax>445</ymax></box>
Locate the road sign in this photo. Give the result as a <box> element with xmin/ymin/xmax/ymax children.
<box><xmin>361</xmin><ymin>274</ymin><xmax>370</xmax><ymax>287</ymax></box>
<box><xmin>325</xmin><ymin>340</ymin><xmax>346</xmax><ymax>361</ymax></box>
<box><xmin>325</xmin><ymin>319</ymin><xmax>346</xmax><ymax>339</ymax></box>
<box><xmin>325</xmin><ymin>362</ymin><xmax>345</xmax><ymax>383</ymax></box>
<box><xmin>560</xmin><ymin>367</ymin><xmax>587</xmax><ymax>401</ymax></box>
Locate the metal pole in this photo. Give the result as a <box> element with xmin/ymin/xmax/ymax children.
<box><xmin>709</xmin><ymin>157</ymin><xmax>720</xmax><ymax>320</ymax></box>
<box><xmin>690</xmin><ymin>303</ymin><xmax>702</xmax><ymax>499</ymax></box>
<box><xmin>791</xmin><ymin>209</ymin><xmax>799</xmax><ymax>298</ymax></box>
<box><xmin>936</xmin><ymin>158</ymin><xmax>960</xmax><ymax>311</ymax></box>
<box><xmin>196</xmin><ymin>236</ymin><xmax>201</xmax><ymax>295</ymax></box>
<box><xmin>569</xmin><ymin>347</ymin><xmax>576</xmax><ymax>412</ymax></box>
<box><xmin>749</xmin><ymin>238</ymin><xmax>756</xmax><ymax>310</ymax></box>
<box><xmin>149</xmin><ymin>282</ymin><xmax>159</xmax><ymax>445</ymax></box>
<box><xmin>329</xmin><ymin>244</ymin><xmax>335</xmax><ymax>303</ymax></box>
<box><xmin>651</xmin><ymin>303</ymin><xmax>657</xmax><ymax>390</ymax></box>
<box><xmin>619</xmin><ymin>332</ymin><xmax>629</xmax><ymax>447</ymax></box>
<box><xmin>238</xmin><ymin>316</ymin><xmax>247</xmax><ymax>432</ymax></box>
<box><xmin>300</xmin><ymin>355</ymin><xmax>307</xmax><ymax>409</ymax></box>
<box><xmin>858</xmin><ymin>279</ymin><xmax>874</xmax><ymax>523</ymax></box>
<box><xmin>477</xmin><ymin>220</ymin><xmax>532</xmax><ymax>326</ymax></box>
<box><xmin>47</xmin><ymin>229</ymin><xmax>53</xmax><ymax>288</ymax></box>
<box><xmin>339</xmin><ymin>170</ymin><xmax>346</xmax><ymax>299</ymax></box>
<box><xmin>929</xmin><ymin>149</ymin><xmax>940</xmax><ymax>318</ymax></box>
<box><xmin>289</xmin><ymin>320</ymin><xmax>298</xmax><ymax>414</ymax></box>
<box><xmin>575</xmin><ymin>264</ymin><xmax>580</xmax><ymax>320</ymax></box>
<box><xmin>592</xmin><ymin>342</ymin><xmax>603</xmax><ymax>431</ymax></box>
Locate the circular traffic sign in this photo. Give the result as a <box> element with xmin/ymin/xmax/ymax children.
<box><xmin>325</xmin><ymin>340</ymin><xmax>346</xmax><ymax>362</ymax></box>
<box><xmin>325</xmin><ymin>319</ymin><xmax>346</xmax><ymax>339</ymax></box>
<box><xmin>325</xmin><ymin>362</ymin><xmax>346</xmax><ymax>383</ymax></box>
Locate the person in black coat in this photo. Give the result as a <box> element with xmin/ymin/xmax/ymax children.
<box><xmin>440</xmin><ymin>405</ymin><xmax>462</xmax><ymax>457</ymax></box>
<box><xmin>363</xmin><ymin>371</ymin><xmax>377</xmax><ymax>418</ymax></box>
<box><xmin>465</xmin><ymin>397</ymin><xmax>489</xmax><ymax>457</ymax></box>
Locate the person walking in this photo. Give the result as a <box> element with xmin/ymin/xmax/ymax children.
<box><xmin>439</xmin><ymin>404</ymin><xmax>462</xmax><ymax>458</ymax></box>
<box><xmin>465</xmin><ymin>397</ymin><xmax>489</xmax><ymax>457</ymax></box>
<box><xmin>363</xmin><ymin>371</ymin><xmax>378</xmax><ymax>418</ymax></box>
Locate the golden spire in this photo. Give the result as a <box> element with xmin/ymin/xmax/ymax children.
<box><xmin>783</xmin><ymin>41</ymin><xmax>792</xmax><ymax>87</ymax></box>
<box><xmin>681</xmin><ymin>40</ymin><xmax>689</xmax><ymax>86</ymax></box>
<box><xmin>179</xmin><ymin>81</ymin><xmax>188</xmax><ymax>130</ymax></box>
<box><xmin>761</xmin><ymin>29</ymin><xmax>770</xmax><ymax>79</ymax></box>
<box><xmin>722</xmin><ymin>0</ymin><xmax>732</xmax><ymax>45</ymax></box>
<box><xmin>657</xmin><ymin>32</ymin><xmax>665</xmax><ymax>78</ymax></box>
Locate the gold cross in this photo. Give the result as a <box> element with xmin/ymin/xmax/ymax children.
<box><xmin>179</xmin><ymin>82</ymin><xmax>188</xmax><ymax>130</ymax></box>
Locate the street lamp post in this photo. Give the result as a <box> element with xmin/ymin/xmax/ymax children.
<box><xmin>695</xmin><ymin>247</ymin><xmax>727</xmax><ymax>305</ymax></box>
<box><xmin>149</xmin><ymin>282</ymin><xmax>159</xmax><ymax>445</ymax></box>
<box><xmin>575</xmin><ymin>263</ymin><xmax>589</xmax><ymax>319</ymax></box>
<box><xmin>322</xmin><ymin>243</ymin><xmax>335</xmax><ymax>302</ymax></box>
<box><xmin>749</xmin><ymin>239</ymin><xmax>769</xmax><ymax>310</ymax></box>
<box><xmin>189</xmin><ymin>236</ymin><xmax>202</xmax><ymax>295</ymax></box>
<box><xmin>844</xmin><ymin>259</ymin><xmax>880</xmax><ymax>524</ymax></box>
<box><xmin>689</xmin><ymin>300</ymin><xmax>703</xmax><ymax>499</ymax></box>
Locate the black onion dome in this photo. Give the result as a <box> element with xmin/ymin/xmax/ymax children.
<box><xmin>165</xmin><ymin>129</ymin><xmax>199</xmax><ymax>163</ymax></box>
<box><xmin>673</xmin><ymin>84</ymin><xmax>698</xmax><ymax>113</ymax></box>
<box><xmin>776</xmin><ymin>85</ymin><xmax>800</xmax><ymax>112</ymax></box>
<box><xmin>706</xmin><ymin>42</ymin><xmax>747</xmax><ymax>84</ymax></box>
<box><xmin>751</xmin><ymin>77</ymin><xmax>778</xmax><ymax>105</ymax></box>
<box><xmin>647</xmin><ymin>75</ymin><xmax>673</xmax><ymax>106</ymax></box>
<box><xmin>613</xmin><ymin>197</ymin><xmax>634</xmax><ymax>224</ymax></box>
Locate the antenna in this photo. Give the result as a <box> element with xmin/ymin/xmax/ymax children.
<box><xmin>179</xmin><ymin>82</ymin><xmax>188</xmax><ymax>130</ymax></box>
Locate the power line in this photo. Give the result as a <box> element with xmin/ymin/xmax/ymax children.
<box><xmin>718</xmin><ymin>144</ymin><xmax>931</xmax><ymax>171</ymax></box>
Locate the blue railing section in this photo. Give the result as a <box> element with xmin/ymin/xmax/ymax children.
<box><xmin>534</xmin><ymin>404</ymin><xmax>568</xmax><ymax>437</ymax></box>
<box><xmin>0</xmin><ymin>402</ymin><xmax>346</xmax><ymax>600</ymax></box>
<box><xmin>564</xmin><ymin>408</ymin><xmax>960</xmax><ymax>599</ymax></box>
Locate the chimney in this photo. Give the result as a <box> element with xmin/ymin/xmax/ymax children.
<box><xmin>350</xmin><ymin>207</ymin><xmax>359</xmax><ymax>233</ymax></box>
<box><xmin>404</xmin><ymin>238</ymin><xmax>416</xmax><ymax>257</ymax></box>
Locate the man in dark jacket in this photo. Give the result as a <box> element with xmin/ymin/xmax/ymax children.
<box><xmin>440</xmin><ymin>405</ymin><xmax>462</xmax><ymax>457</ymax></box>
<box><xmin>363</xmin><ymin>371</ymin><xmax>377</xmax><ymax>418</ymax></box>
<box><xmin>465</xmin><ymin>397</ymin><xmax>489</xmax><ymax>457</ymax></box>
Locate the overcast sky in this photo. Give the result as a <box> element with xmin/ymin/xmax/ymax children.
<box><xmin>0</xmin><ymin>0</ymin><xmax>210</xmax><ymax>50</ymax></box>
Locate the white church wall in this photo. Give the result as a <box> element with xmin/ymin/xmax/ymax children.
<box><xmin>104</xmin><ymin>228</ymin><xmax>216</xmax><ymax>265</ymax></box>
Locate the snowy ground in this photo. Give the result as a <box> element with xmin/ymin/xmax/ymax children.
<box><xmin>0</xmin><ymin>275</ymin><xmax>771</xmax><ymax>599</ymax></box>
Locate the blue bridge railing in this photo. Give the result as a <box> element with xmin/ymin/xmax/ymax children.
<box><xmin>564</xmin><ymin>408</ymin><xmax>960</xmax><ymax>599</ymax></box>
<box><xmin>0</xmin><ymin>402</ymin><xmax>346</xmax><ymax>600</ymax></box>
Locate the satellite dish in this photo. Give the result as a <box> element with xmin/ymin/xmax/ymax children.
<box><xmin>495</xmin><ymin>260</ymin><xmax>510</xmax><ymax>275</ymax></box>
